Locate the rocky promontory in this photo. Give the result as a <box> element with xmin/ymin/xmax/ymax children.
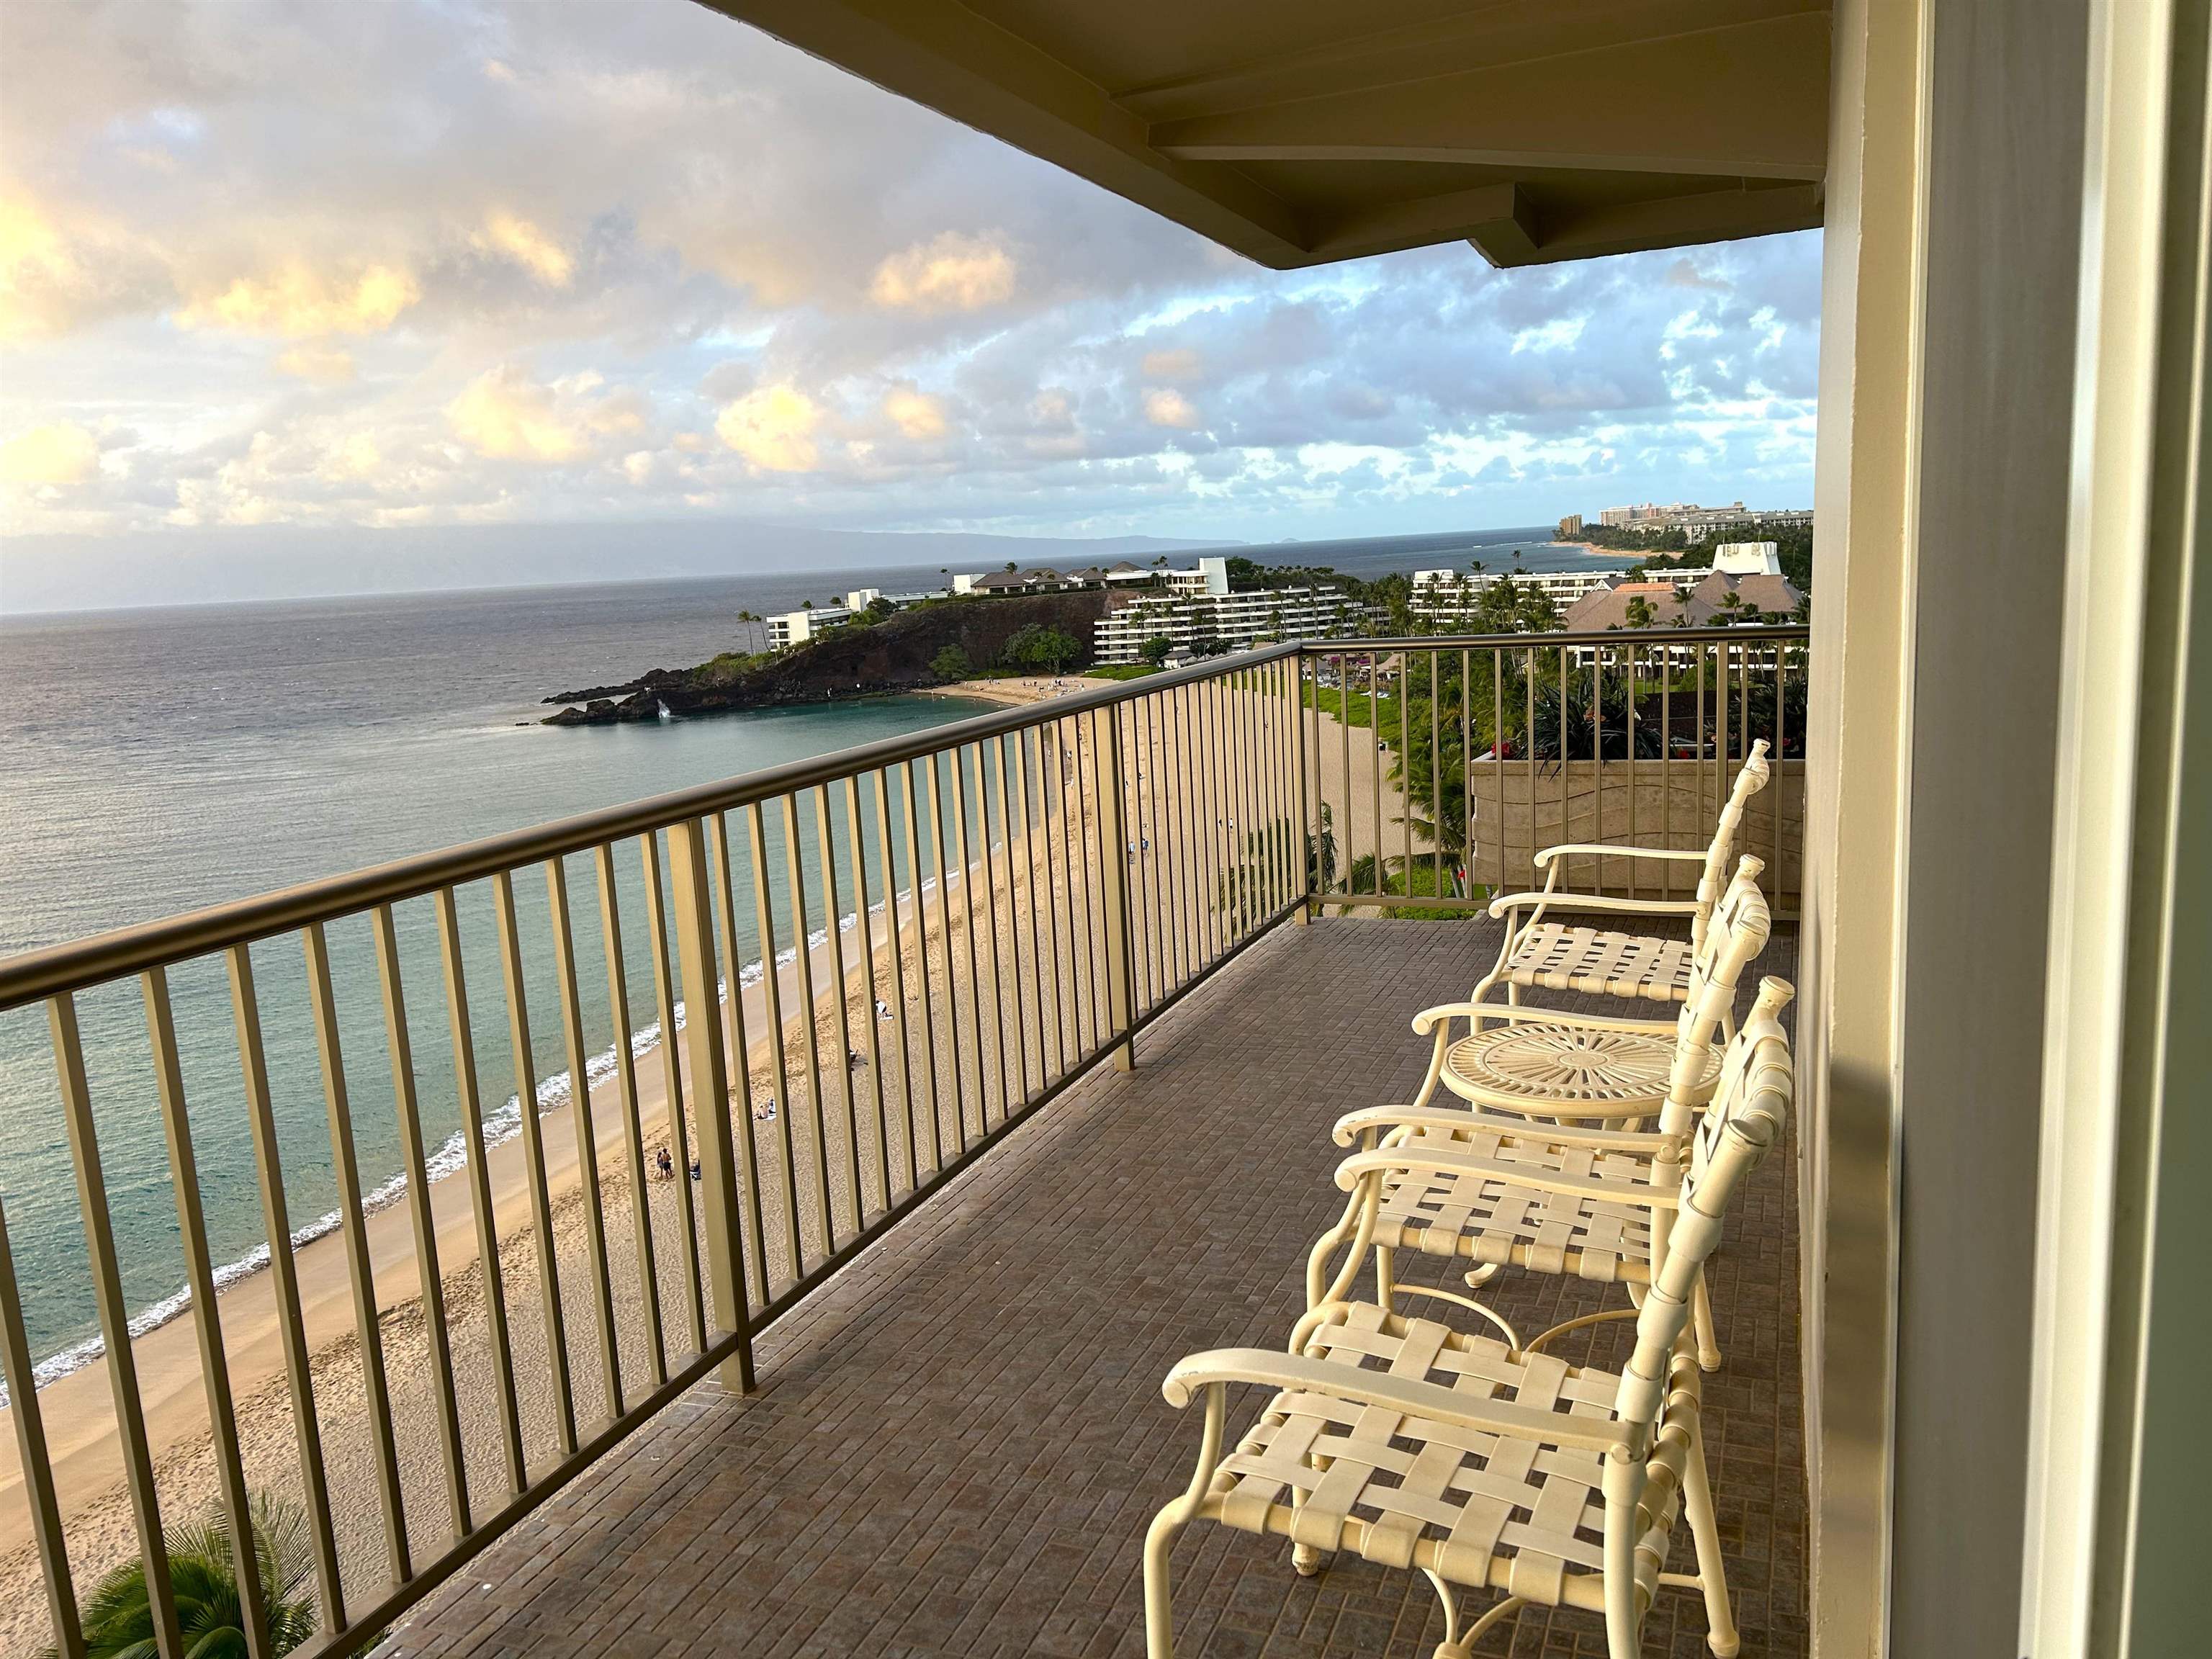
<box><xmin>543</xmin><ymin>590</ymin><xmax>1108</xmax><ymax>725</ymax></box>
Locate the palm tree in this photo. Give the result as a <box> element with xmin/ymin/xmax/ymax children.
<box><xmin>1308</xmin><ymin>801</ymin><xmax>1338</xmax><ymax>898</ymax></box>
<box><xmin>1221</xmin><ymin>808</ymin><xmax>1337</xmax><ymax>920</ymax></box>
<box><xmin>64</xmin><ymin>1493</ymin><xmax>318</xmax><ymax>1658</ymax></box>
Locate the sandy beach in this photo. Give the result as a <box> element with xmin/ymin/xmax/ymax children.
<box><xmin>0</xmin><ymin>670</ymin><xmax>1412</xmax><ymax>1653</ymax></box>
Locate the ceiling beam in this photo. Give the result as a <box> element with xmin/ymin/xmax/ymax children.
<box><xmin>1470</xmin><ymin>180</ymin><xmax>1825</xmax><ymax>266</ymax></box>
<box><xmin>1113</xmin><ymin>0</ymin><xmax>1820</xmax><ymax>122</ymax></box>
<box><xmin>1147</xmin><ymin>12</ymin><xmax>1829</xmax><ymax>181</ymax></box>
<box><xmin>1303</xmin><ymin>181</ymin><xmax>1540</xmax><ymax>264</ymax></box>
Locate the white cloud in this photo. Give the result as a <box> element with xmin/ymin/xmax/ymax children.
<box><xmin>447</xmin><ymin>363</ymin><xmax>638</xmax><ymax>462</ymax></box>
<box><xmin>883</xmin><ymin>386</ymin><xmax>947</xmax><ymax>440</ymax></box>
<box><xmin>0</xmin><ymin>0</ymin><xmax>1820</xmax><ymax>554</ymax></box>
<box><xmin>1140</xmin><ymin>347</ymin><xmax>1202</xmax><ymax>382</ymax></box>
<box><xmin>869</xmin><ymin>232</ymin><xmax>1016</xmax><ymax>313</ymax></box>
<box><xmin>274</xmin><ymin>343</ymin><xmax>357</xmax><ymax>383</ymax></box>
<box><xmin>474</xmin><ymin>212</ymin><xmax>573</xmax><ymax>287</ymax></box>
<box><xmin>1143</xmin><ymin>388</ymin><xmax>1200</xmax><ymax>430</ymax></box>
<box><xmin>716</xmin><ymin>383</ymin><xmax>820</xmax><ymax>472</ymax></box>
<box><xmin>179</xmin><ymin>263</ymin><xmax>421</xmax><ymax>338</ymax></box>
<box><xmin>0</xmin><ymin>421</ymin><xmax>99</xmax><ymax>485</ymax></box>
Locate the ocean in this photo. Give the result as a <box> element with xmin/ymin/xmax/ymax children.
<box><xmin>0</xmin><ymin>525</ymin><xmax>1597</xmax><ymax>1388</ymax></box>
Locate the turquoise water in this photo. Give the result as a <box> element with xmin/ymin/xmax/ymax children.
<box><xmin>0</xmin><ymin>577</ymin><xmax>1003</xmax><ymax>1388</ymax></box>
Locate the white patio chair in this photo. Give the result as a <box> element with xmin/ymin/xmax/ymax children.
<box><xmin>1410</xmin><ymin>856</ymin><xmax>1770</xmax><ymax>1125</ymax></box>
<box><xmin>1310</xmin><ymin>979</ymin><xmax>1796</xmax><ymax>1370</ymax></box>
<box><xmin>1354</xmin><ymin>864</ymin><xmax>1772</xmax><ymax>1370</ymax></box>
<box><xmin>1143</xmin><ymin>989</ymin><xmax>1793</xmax><ymax>1659</ymax></box>
<box><xmin>1472</xmin><ymin>739</ymin><xmax>1770</xmax><ymax>1015</ymax></box>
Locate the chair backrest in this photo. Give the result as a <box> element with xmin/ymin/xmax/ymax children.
<box><xmin>1656</xmin><ymin>855</ymin><xmax>1771</xmax><ymax>1134</ymax></box>
<box><xmin>1688</xmin><ymin>739</ymin><xmax>1773</xmax><ymax>959</ymax></box>
<box><xmin>1613</xmin><ymin>976</ymin><xmax>1794</xmax><ymax>1444</ymax></box>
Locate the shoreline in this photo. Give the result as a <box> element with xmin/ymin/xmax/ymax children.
<box><xmin>0</xmin><ymin>683</ymin><xmax>1411</xmax><ymax>1654</ymax></box>
<box><xmin>2</xmin><ymin>678</ymin><xmax>1068</xmax><ymax>1406</ymax></box>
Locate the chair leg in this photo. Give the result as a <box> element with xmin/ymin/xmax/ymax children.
<box><xmin>1682</xmin><ymin>1423</ymin><xmax>1741</xmax><ymax>1658</ymax></box>
<box><xmin>1375</xmin><ymin>1244</ymin><xmax>1397</xmax><ymax>1313</ymax></box>
<box><xmin>1143</xmin><ymin>1503</ymin><xmax>1187</xmax><ymax>1659</ymax></box>
<box><xmin>1422</xmin><ymin>1570</ymin><xmax>1525</xmax><ymax>1659</ymax></box>
<box><xmin>1691</xmin><ymin>1269</ymin><xmax>1722</xmax><ymax>1372</ymax></box>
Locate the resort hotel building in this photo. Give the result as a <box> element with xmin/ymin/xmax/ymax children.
<box><xmin>1091</xmin><ymin>557</ymin><xmax>1370</xmax><ymax>663</ymax></box>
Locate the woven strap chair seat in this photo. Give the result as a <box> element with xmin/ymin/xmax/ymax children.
<box><xmin>1208</xmin><ymin>1303</ymin><xmax>1669</xmax><ymax>1607</ymax></box>
<box><xmin>1442</xmin><ymin>1024</ymin><xmax>1720</xmax><ymax>1115</ymax></box>
<box><xmin>1501</xmin><ymin>923</ymin><xmax>1696</xmax><ymax>1004</ymax></box>
<box><xmin>1372</xmin><ymin>1124</ymin><xmax>1657</xmax><ymax>1282</ymax></box>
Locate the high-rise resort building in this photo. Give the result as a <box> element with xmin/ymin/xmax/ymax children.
<box><xmin>1092</xmin><ymin>557</ymin><xmax>1370</xmax><ymax>663</ymax></box>
<box><xmin>1596</xmin><ymin>500</ymin><xmax>1815</xmax><ymax>539</ymax></box>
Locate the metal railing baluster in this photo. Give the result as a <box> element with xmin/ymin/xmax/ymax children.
<box><xmin>301</xmin><ymin>921</ymin><xmax>411</xmax><ymax>1582</ymax></box>
<box><xmin>811</xmin><ymin>784</ymin><xmax>864</xmax><ymax>1231</ymax></box>
<box><xmin>920</xmin><ymin>757</ymin><xmax>969</xmax><ymax>1154</ymax></box>
<box><xmin>490</xmin><ymin>872</ymin><xmax>577</xmax><ymax>1455</ymax></box>
<box><xmin>842</xmin><ymin>774</ymin><xmax>892</xmax><ymax>1215</ymax></box>
<box><xmin>636</xmin><ymin>840</ymin><xmax>708</xmax><ymax>1354</ymax></box>
<box><xmin>774</xmin><ymin>795</ymin><xmax>835</xmax><ymax>1257</ymax></box>
<box><xmin>974</xmin><ymin>745</ymin><xmax>1015</xmax><ymax>1115</ymax></box>
<box><xmin>898</xmin><ymin>761</ymin><xmax>948</xmax><ymax>1176</ymax></box>
<box><xmin>0</xmin><ymin>1192</ymin><xmax>84</xmax><ymax>1659</ymax></box>
<box><xmin>143</xmin><ymin>966</ymin><xmax>276</xmax><ymax>1658</ymax></box>
<box><xmin>946</xmin><ymin>746</ymin><xmax>992</xmax><ymax>1133</ymax></box>
<box><xmin>229</xmin><ymin>945</ymin><xmax>347</xmax><ymax>1622</ymax></box>
<box><xmin>871</xmin><ymin>769</ymin><xmax>921</xmax><ymax>1195</ymax></box>
<box><xmin>431</xmin><ymin>890</ymin><xmax>530</xmax><ymax>1493</ymax></box>
<box><xmin>707</xmin><ymin>812</ymin><xmax>772</xmax><ymax>1305</ymax></box>
<box><xmin>368</xmin><ymin>906</ymin><xmax>471</xmax><ymax>1538</ymax></box>
<box><xmin>593</xmin><ymin>845</ymin><xmax>666</xmax><ymax>1388</ymax></box>
<box><xmin>743</xmin><ymin>802</ymin><xmax>807</xmax><ymax>1284</ymax></box>
<box><xmin>664</xmin><ymin>818</ymin><xmax>755</xmax><ymax>1393</ymax></box>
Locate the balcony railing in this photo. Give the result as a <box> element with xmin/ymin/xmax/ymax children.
<box><xmin>0</xmin><ymin>626</ymin><xmax>1804</xmax><ymax>1659</ymax></box>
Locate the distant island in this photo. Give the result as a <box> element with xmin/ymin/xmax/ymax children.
<box><xmin>543</xmin><ymin>589</ymin><xmax>1107</xmax><ymax>724</ymax></box>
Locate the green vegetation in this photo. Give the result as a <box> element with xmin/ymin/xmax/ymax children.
<box><xmin>930</xmin><ymin>643</ymin><xmax>974</xmax><ymax>683</ymax></box>
<box><xmin>1344</xmin><ymin>855</ymin><xmax>1480</xmax><ymax>920</ymax></box>
<box><xmin>1002</xmin><ymin>622</ymin><xmax>1082</xmax><ymax>674</ymax></box>
<box><xmin>1139</xmin><ymin>634</ymin><xmax>1174</xmax><ymax>667</ymax></box>
<box><xmin>694</xmin><ymin>648</ymin><xmax>771</xmax><ymax>683</ymax></box>
<box><xmin>61</xmin><ymin>1493</ymin><xmax>318</xmax><ymax>1659</ymax></box>
<box><xmin>1085</xmin><ymin>663</ymin><xmax>1159</xmax><ymax>681</ymax></box>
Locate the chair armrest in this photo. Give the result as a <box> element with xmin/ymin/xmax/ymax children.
<box><xmin>1485</xmin><ymin>891</ymin><xmax>1705</xmax><ymax>921</ymax></box>
<box><xmin>1534</xmin><ymin>842</ymin><xmax>1711</xmax><ymax>869</ymax></box>
<box><xmin>1412</xmin><ymin>1001</ymin><xmax>1681</xmax><ymax>1038</ymax></box>
<box><xmin>1161</xmin><ymin>1344</ymin><xmax>1622</xmax><ymax>1452</ymax></box>
<box><xmin>1334</xmin><ymin>1143</ymin><xmax>1681</xmax><ymax>1209</ymax></box>
<box><xmin>1332</xmin><ymin>1105</ymin><xmax>1670</xmax><ymax>1154</ymax></box>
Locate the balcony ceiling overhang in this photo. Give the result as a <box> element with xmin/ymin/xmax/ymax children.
<box><xmin>696</xmin><ymin>0</ymin><xmax>1830</xmax><ymax>268</ymax></box>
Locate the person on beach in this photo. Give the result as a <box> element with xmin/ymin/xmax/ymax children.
<box><xmin>876</xmin><ymin>998</ymin><xmax>891</xmax><ymax>1022</ymax></box>
<box><xmin>754</xmin><ymin>1097</ymin><xmax>778</xmax><ymax>1122</ymax></box>
<box><xmin>688</xmin><ymin>1157</ymin><xmax>701</xmax><ymax>1180</ymax></box>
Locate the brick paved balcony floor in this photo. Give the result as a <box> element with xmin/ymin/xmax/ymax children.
<box><xmin>390</xmin><ymin>917</ymin><xmax>1804</xmax><ymax>1659</ymax></box>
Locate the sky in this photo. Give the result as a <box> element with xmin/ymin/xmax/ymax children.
<box><xmin>0</xmin><ymin>0</ymin><xmax>1822</xmax><ymax>608</ymax></box>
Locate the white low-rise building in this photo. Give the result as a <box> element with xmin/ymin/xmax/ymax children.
<box><xmin>767</xmin><ymin>605</ymin><xmax>852</xmax><ymax>649</ymax></box>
